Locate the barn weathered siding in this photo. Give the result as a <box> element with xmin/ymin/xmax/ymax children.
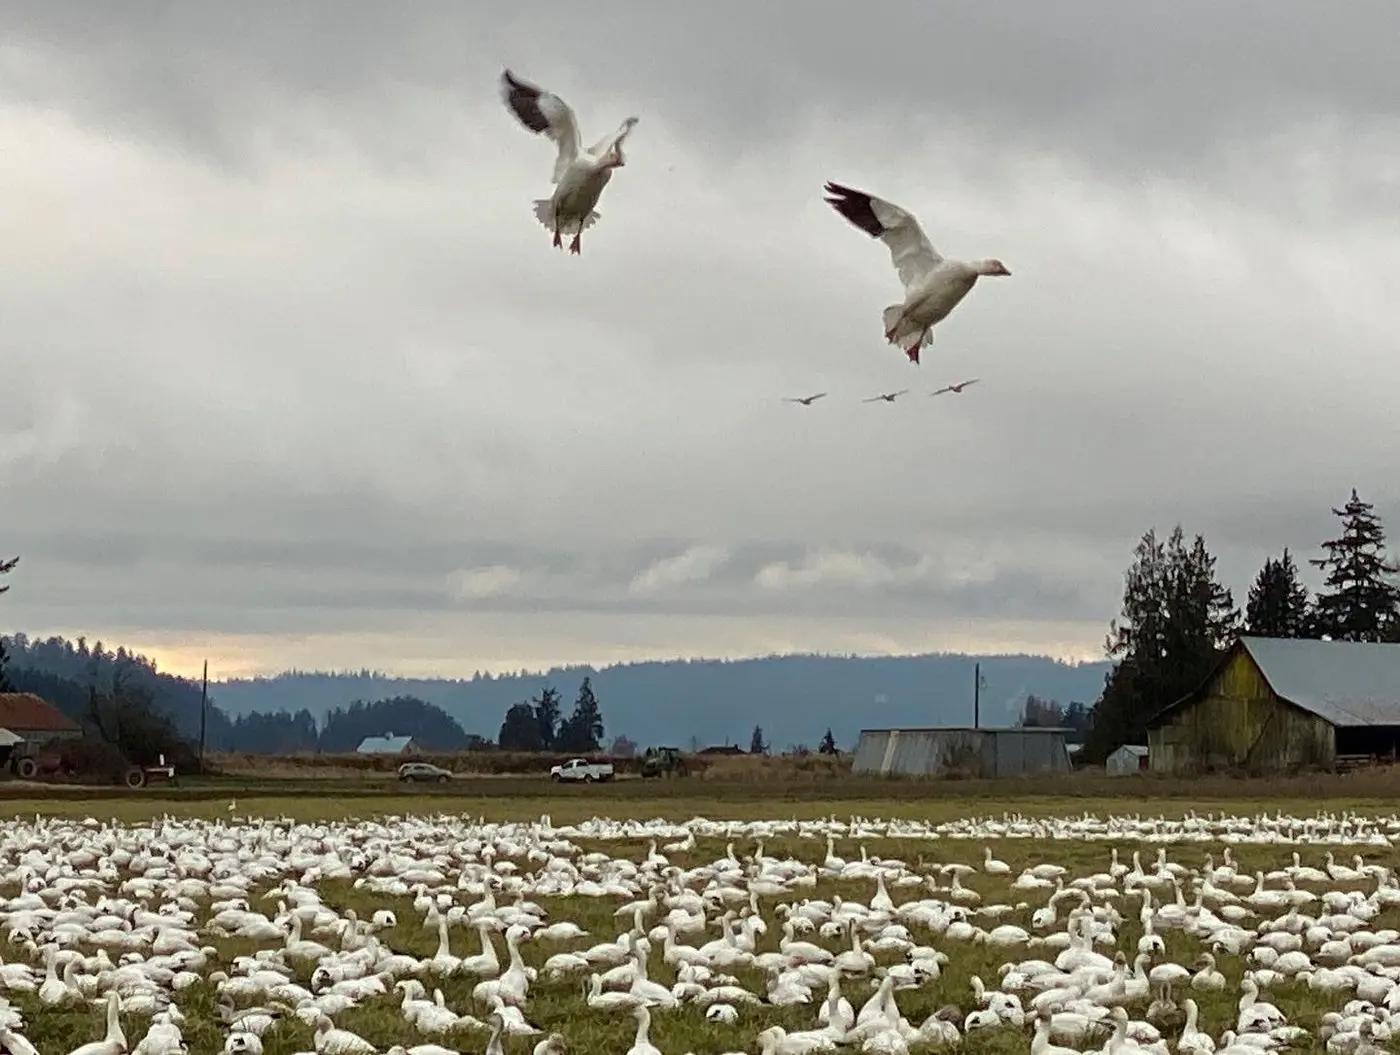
<box><xmin>852</xmin><ymin>728</ymin><xmax>1071</xmax><ymax>778</ymax></box>
<box><xmin>1148</xmin><ymin>650</ymin><xmax>1334</xmax><ymax>774</ymax></box>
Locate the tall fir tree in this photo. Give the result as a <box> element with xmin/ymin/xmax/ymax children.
<box><xmin>0</xmin><ymin>555</ymin><xmax>17</xmax><ymax>693</ymax></box>
<box><xmin>498</xmin><ymin>701</ymin><xmax>542</xmax><ymax>750</ymax></box>
<box><xmin>818</xmin><ymin>728</ymin><xmax>838</xmax><ymax>755</ymax></box>
<box><xmin>749</xmin><ymin>725</ymin><xmax>768</xmax><ymax>755</ymax></box>
<box><xmin>1310</xmin><ymin>489</ymin><xmax>1400</xmax><ymax>642</ymax></box>
<box><xmin>1244</xmin><ymin>549</ymin><xmax>1311</xmax><ymax>638</ymax></box>
<box><xmin>558</xmin><ymin>677</ymin><xmax>604</xmax><ymax>752</ymax></box>
<box><xmin>1085</xmin><ymin>527</ymin><xmax>1237</xmax><ymax>760</ymax></box>
<box><xmin>532</xmin><ymin>686</ymin><xmax>562</xmax><ymax>749</ymax></box>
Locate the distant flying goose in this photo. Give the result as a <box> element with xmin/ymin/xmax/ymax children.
<box><xmin>863</xmin><ymin>390</ymin><xmax>909</xmax><ymax>404</ymax></box>
<box><xmin>786</xmin><ymin>393</ymin><xmax>827</xmax><ymax>406</ymax></box>
<box><xmin>823</xmin><ymin>182</ymin><xmax>1009</xmax><ymax>363</ymax></box>
<box><xmin>931</xmin><ymin>378</ymin><xmax>981</xmax><ymax>396</ymax></box>
<box><xmin>500</xmin><ymin>69</ymin><xmax>639</xmax><ymax>254</ymax></box>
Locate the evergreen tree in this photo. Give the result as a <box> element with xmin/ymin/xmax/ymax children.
<box><xmin>558</xmin><ymin>677</ymin><xmax>604</xmax><ymax>752</ymax></box>
<box><xmin>1020</xmin><ymin>695</ymin><xmax>1065</xmax><ymax>727</ymax></box>
<box><xmin>1085</xmin><ymin>526</ymin><xmax>1237</xmax><ymax>760</ymax></box>
<box><xmin>1062</xmin><ymin>701</ymin><xmax>1094</xmax><ymax>742</ymax></box>
<box><xmin>749</xmin><ymin>725</ymin><xmax>768</xmax><ymax>755</ymax></box>
<box><xmin>0</xmin><ymin>556</ymin><xmax>19</xmax><ymax>693</ymax></box>
<box><xmin>1162</xmin><ymin>530</ymin><xmax>1240</xmax><ymax>671</ymax></box>
<box><xmin>532</xmin><ymin>686</ymin><xmax>562</xmax><ymax>749</ymax></box>
<box><xmin>498</xmin><ymin>701</ymin><xmax>542</xmax><ymax>750</ymax></box>
<box><xmin>1310</xmin><ymin>489</ymin><xmax>1400</xmax><ymax>642</ymax></box>
<box><xmin>818</xmin><ymin>728</ymin><xmax>838</xmax><ymax>755</ymax></box>
<box><xmin>1244</xmin><ymin>549</ymin><xmax>1311</xmax><ymax>638</ymax></box>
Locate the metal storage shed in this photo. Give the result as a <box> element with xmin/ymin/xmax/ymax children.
<box><xmin>1107</xmin><ymin>744</ymin><xmax>1149</xmax><ymax>775</ymax></box>
<box><xmin>852</xmin><ymin>726</ymin><xmax>1072</xmax><ymax>778</ymax></box>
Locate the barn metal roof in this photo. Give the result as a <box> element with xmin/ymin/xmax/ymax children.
<box><xmin>355</xmin><ymin>734</ymin><xmax>415</xmax><ymax>754</ymax></box>
<box><xmin>1239</xmin><ymin>636</ymin><xmax>1400</xmax><ymax>727</ymax></box>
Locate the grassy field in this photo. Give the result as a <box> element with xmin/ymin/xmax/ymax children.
<box><xmin>222</xmin><ymin>835</ymin><xmax>1395</xmax><ymax>1055</ymax></box>
<box><xmin>3</xmin><ymin>783</ymin><xmax>1400</xmax><ymax>826</ymax></box>
<box><xmin>7</xmin><ymin>751</ymin><xmax>1400</xmax><ymax>824</ymax></box>
<box><xmin>6</xmin><ymin>806</ymin><xmax>1395</xmax><ymax>1055</ymax></box>
<box><xmin>7</xmin><ymin>748</ymin><xmax>1400</xmax><ymax>1050</ymax></box>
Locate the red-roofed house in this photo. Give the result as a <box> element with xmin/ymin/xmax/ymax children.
<box><xmin>0</xmin><ymin>693</ymin><xmax>82</xmax><ymax>745</ymax></box>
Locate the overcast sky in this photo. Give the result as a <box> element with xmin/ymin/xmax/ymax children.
<box><xmin>3</xmin><ymin>2</ymin><xmax>1399</xmax><ymax>679</ymax></box>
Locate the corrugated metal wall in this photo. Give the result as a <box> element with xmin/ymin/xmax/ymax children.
<box><xmin>983</xmin><ymin>729</ymin><xmax>1072</xmax><ymax>777</ymax></box>
<box><xmin>1149</xmin><ymin>650</ymin><xmax>1334</xmax><ymax>773</ymax></box>
<box><xmin>852</xmin><ymin>729</ymin><xmax>1071</xmax><ymax>777</ymax></box>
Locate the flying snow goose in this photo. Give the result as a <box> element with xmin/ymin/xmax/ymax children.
<box><xmin>823</xmin><ymin>182</ymin><xmax>1009</xmax><ymax>363</ymax></box>
<box><xmin>786</xmin><ymin>393</ymin><xmax>828</xmax><ymax>406</ymax></box>
<box><xmin>862</xmin><ymin>390</ymin><xmax>909</xmax><ymax>404</ymax></box>
<box><xmin>500</xmin><ymin>69</ymin><xmax>639</xmax><ymax>254</ymax></box>
<box><xmin>931</xmin><ymin>378</ymin><xmax>980</xmax><ymax>396</ymax></box>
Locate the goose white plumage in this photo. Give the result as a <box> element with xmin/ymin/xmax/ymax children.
<box><xmin>823</xmin><ymin>181</ymin><xmax>1010</xmax><ymax>364</ymax></box>
<box><xmin>4</xmin><ymin>807</ymin><xmax>1400</xmax><ymax>1055</ymax></box>
<box><xmin>500</xmin><ymin>68</ymin><xmax>639</xmax><ymax>255</ymax></box>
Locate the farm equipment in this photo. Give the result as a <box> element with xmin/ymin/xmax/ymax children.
<box><xmin>9</xmin><ymin>742</ymin><xmax>177</xmax><ymax>788</ymax></box>
<box><xmin>641</xmin><ymin>746</ymin><xmax>689</xmax><ymax>779</ymax></box>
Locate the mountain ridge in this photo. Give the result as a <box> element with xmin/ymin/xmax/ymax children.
<box><xmin>210</xmin><ymin>651</ymin><xmax>1111</xmax><ymax>750</ymax></box>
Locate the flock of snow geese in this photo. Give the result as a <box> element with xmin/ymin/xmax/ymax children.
<box><xmin>4</xmin><ymin>809</ymin><xmax>1400</xmax><ymax>1055</ymax></box>
<box><xmin>499</xmin><ymin>70</ymin><xmax>1006</xmax><ymax>405</ymax></box>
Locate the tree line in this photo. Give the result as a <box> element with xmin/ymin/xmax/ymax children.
<box><xmin>498</xmin><ymin>678</ymin><xmax>605</xmax><ymax>752</ymax></box>
<box><xmin>225</xmin><ymin>695</ymin><xmax>488</xmax><ymax>754</ymax></box>
<box><xmin>1019</xmin><ymin>696</ymin><xmax>1094</xmax><ymax>740</ymax></box>
<box><xmin>2</xmin><ymin>631</ymin><xmax>237</xmax><ymax>744</ymax></box>
<box><xmin>744</xmin><ymin>725</ymin><xmax>841</xmax><ymax>756</ymax></box>
<box><xmin>1083</xmin><ymin>487</ymin><xmax>1400</xmax><ymax>760</ymax></box>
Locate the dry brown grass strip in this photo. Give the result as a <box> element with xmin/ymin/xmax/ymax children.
<box><xmin>204</xmin><ymin>748</ymin><xmax>1400</xmax><ymax>799</ymax></box>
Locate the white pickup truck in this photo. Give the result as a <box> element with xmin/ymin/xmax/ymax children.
<box><xmin>549</xmin><ymin>758</ymin><xmax>615</xmax><ymax>783</ymax></box>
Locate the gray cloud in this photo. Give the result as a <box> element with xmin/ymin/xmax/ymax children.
<box><xmin>2</xmin><ymin>2</ymin><xmax>1399</xmax><ymax>676</ymax></box>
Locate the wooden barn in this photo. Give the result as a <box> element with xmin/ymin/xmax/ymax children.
<box><xmin>1147</xmin><ymin>636</ymin><xmax>1400</xmax><ymax>774</ymax></box>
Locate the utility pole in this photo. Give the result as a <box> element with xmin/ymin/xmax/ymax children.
<box><xmin>199</xmin><ymin>660</ymin><xmax>208</xmax><ymax>774</ymax></box>
<box><xmin>973</xmin><ymin>662</ymin><xmax>981</xmax><ymax>728</ymax></box>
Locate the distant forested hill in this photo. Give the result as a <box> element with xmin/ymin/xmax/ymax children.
<box><xmin>3</xmin><ymin>632</ymin><xmax>234</xmax><ymax>745</ymax></box>
<box><xmin>212</xmin><ymin>653</ymin><xmax>1111</xmax><ymax>752</ymax></box>
<box><xmin>0</xmin><ymin>634</ymin><xmax>478</xmax><ymax>754</ymax></box>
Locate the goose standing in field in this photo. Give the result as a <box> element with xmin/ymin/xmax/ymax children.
<box><xmin>824</xmin><ymin>181</ymin><xmax>1010</xmax><ymax>364</ymax></box>
<box><xmin>500</xmin><ymin>69</ymin><xmax>639</xmax><ymax>254</ymax></box>
<box><xmin>67</xmin><ymin>991</ymin><xmax>125</xmax><ymax>1055</ymax></box>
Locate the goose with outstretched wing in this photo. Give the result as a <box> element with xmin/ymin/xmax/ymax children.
<box><xmin>501</xmin><ymin>70</ymin><xmax>639</xmax><ymax>254</ymax></box>
<box><xmin>824</xmin><ymin>182</ymin><xmax>1009</xmax><ymax>363</ymax></box>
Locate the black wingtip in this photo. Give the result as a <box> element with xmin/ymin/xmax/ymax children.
<box><xmin>500</xmin><ymin>69</ymin><xmax>551</xmax><ymax>135</ymax></box>
<box><xmin>823</xmin><ymin>181</ymin><xmax>884</xmax><ymax>239</ymax></box>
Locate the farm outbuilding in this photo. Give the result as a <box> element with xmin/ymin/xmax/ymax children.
<box><xmin>1147</xmin><ymin>636</ymin><xmax>1400</xmax><ymax>774</ymax></box>
<box><xmin>852</xmin><ymin>726</ymin><xmax>1072</xmax><ymax>779</ymax></box>
<box><xmin>0</xmin><ymin>693</ymin><xmax>81</xmax><ymax>745</ymax></box>
<box><xmin>1107</xmin><ymin>744</ymin><xmax>1149</xmax><ymax>775</ymax></box>
<box><xmin>355</xmin><ymin>734</ymin><xmax>418</xmax><ymax>755</ymax></box>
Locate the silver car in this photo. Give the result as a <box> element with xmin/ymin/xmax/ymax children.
<box><xmin>397</xmin><ymin>762</ymin><xmax>453</xmax><ymax>784</ymax></box>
